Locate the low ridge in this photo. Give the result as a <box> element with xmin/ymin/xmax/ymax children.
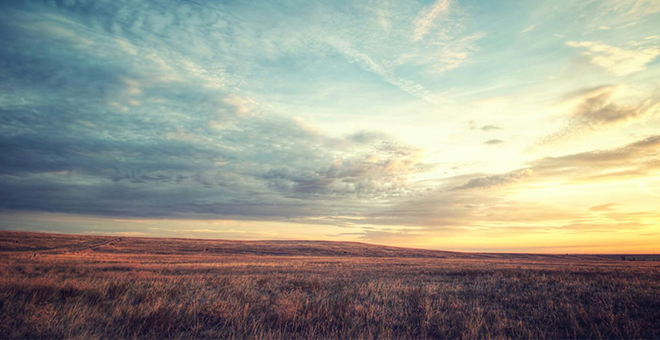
<box><xmin>0</xmin><ymin>231</ymin><xmax>606</xmax><ymax>261</ymax></box>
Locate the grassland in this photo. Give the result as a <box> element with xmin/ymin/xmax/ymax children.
<box><xmin>1</xmin><ymin>231</ymin><xmax>659</xmax><ymax>339</ymax></box>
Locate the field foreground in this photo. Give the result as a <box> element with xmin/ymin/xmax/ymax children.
<box><xmin>1</xmin><ymin>231</ymin><xmax>659</xmax><ymax>339</ymax></box>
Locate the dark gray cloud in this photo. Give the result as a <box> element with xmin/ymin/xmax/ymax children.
<box><xmin>0</xmin><ymin>103</ymin><xmax>424</xmax><ymax>219</ymax></box>
<box><xmin>0</xmin><ymin>1</ymin><xmax>428</xmax><ymax>222</ymax></box>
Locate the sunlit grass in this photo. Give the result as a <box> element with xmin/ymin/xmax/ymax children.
<box><xmin>1</xmin><ymin>232</ymin><xmax>659</xmax><ymax>339</ymax></box>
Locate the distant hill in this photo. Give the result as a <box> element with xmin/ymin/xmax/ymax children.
<box><xmin>0</xmin><ymin>230</ymin><xmax>610</xmax><ymax>261</ymax></box>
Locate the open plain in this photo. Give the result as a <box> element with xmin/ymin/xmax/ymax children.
<box><xmin>1</xmin><ymin>231</ymin><xmax>659</xmax><ymax>339</ymax></box>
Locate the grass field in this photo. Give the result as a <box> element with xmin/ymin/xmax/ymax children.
<box><xmin>1</xmin><ymin>231</ymin><xmax>659</xmax><ymax>339</ymax></box>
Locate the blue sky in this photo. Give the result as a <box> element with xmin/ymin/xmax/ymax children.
<box><xmin>1</xmin><ymin>0</ymin><xmax>659</xmax><ymax>253</ymax></box>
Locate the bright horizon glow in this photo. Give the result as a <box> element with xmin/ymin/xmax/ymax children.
<box><xmin>0</xmin><ymin>0</ymin><xmax>659</xmax><ymax>253</ymax></box>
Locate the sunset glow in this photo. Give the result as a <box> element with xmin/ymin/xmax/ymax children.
<box><xmin>1</xmin><ymin>0</ymin><xmax>659</xmax><ymax>253</ymax></box>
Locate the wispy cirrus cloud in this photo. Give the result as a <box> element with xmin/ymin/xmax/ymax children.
<box><xmin>319</xmin><ymin>0</ymin><xmax>481</xmax><ymax>102</ymax></box>
<box><xmin>595</xmin><ymin>0</ymin><xmax>660</xmax><ymax>24</ymax></box>
<box><xmin>520</xmin><ymin>25</ymin><xmax>535</xmax><ymax>33</ymax></box>
<box><xmin>412</xmin><ymin>0</ymin><xmax>452</xmax><ymax>41</ymax></box>
<box><xmin>405</xmin><ymin>0</ymin><xmax>483</xmax><ymax>75</ymax></box>
<box><xmin>327</xmin><ymin>40</ymin><xmax>437</xmax><ymax>104</ymax></box>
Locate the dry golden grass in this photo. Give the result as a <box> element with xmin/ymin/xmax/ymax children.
<box><xmin>1</xmin><ymin>231</ymin><xmax>659</xmax><ymax>339</ymax></box>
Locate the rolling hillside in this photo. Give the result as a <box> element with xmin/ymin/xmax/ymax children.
<box><xmin>0</xmin><ymin>231</ymin><xmax>606</xmax><ymax>261</ymax></box>
<box><xmin>1</xmin><ymin>231</ymin><xmax>658</xmax><ymax>339</ymax></box>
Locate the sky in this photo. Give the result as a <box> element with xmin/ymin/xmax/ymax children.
<box><xmin>1</xmin><ymin>0</ymin><xmax>659</xmax><ymax>253</ymax></box>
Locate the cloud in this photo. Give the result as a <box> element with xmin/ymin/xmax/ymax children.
<box><xmin>452</xmin><ymin>169</ymin><xmax>533</xmax><ymax>190</ymax></box>
<box><xmin>412</xmin><ymin>0</ymin><xmax>452</xmax><ymax>41</ymax></box>
<box><xmin>531</xmin><ymin>135</ymin><xmax>660</xmax><ymax>181</ymax></box>
<box><xmin>346</xmin><ymin>136</ymin><xmax>660</xmax><ymax>235</ymax></box>
<box><xmin>567</xmin><ymin>40</ymin><xmax>660</xmax><ymax>76</ymax></box>
<box><xmin>557</xmin><ymin>0</ymin><xmax>660</xmax><ymax>31</ymax></box>
<box><xmin>570</xmin><ymin>86</ymin><xmax>658</xmax><ymax>125</ymax></box>
<box><xmin>327</xmin><ymin>40</ymin><xmax>436</xmax><ymax>103</ymax></box>
<box><xmin>262</xmin><ymin>136</ymin><xmax>425</xmax><ymax>199</ymax></box>
<box><xmin>0</xmin><ymin>107</ymin><xmax>426</xmax><ymax>219</ymax></box>
<box><xmin>401</xmin><ymin>0</ymin><xmax>483</xmax><ymax>75</ymax></box>
<box><xmin>2</xmin><ymin>0</ymin><xmax>659</xmax><ymax>249</ymax></box>
<box><xmin>589</xmin><ymin>203</ymin><xmax>617</xmax><ymax>211</ymax></box>
<box><xmin>317</xmin><ymin>1</ymin><xmax>481</xmax><ymax>101</ymax></box>
<box><xmin>396</xmin><ymin>32</ymin><xmax>485</xmax><ymax>76</ymax></box>
<box><xmin>361</xmin><ymin>136</ymin><xmax>660</xmax><ymax>232</ymax></box>
<box><xmin>434</xmin><ymin>33</ymin><xmax>485</xmax><ymax>73</ymax></box>
<box><xmin>521</xmin><ymin>25</ymin><xmax>535</xmax><ymax>33</ymax></box>
<box><xmin>481</xmin><ymin>125</ymin><xmax>503</xmax><ymax>132</ymax></box>
<box><xmin>0</xmin><ymin>1</ymin><xmax>437</xmax><ymax>222</ymax></box>
<box><xmin>539</xmin><ymin>85</ymin><xmax>660</xmax><ymax>144</ymax></box>
<box><xmin>484</xmin><ymin>139</ymin><xmax>504</xmax><ymax>145</ymax></box>
<box><xmin>596</xmin><ymin>0</ymin><xmax>660</xmax><ymax>23</ymax></box>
